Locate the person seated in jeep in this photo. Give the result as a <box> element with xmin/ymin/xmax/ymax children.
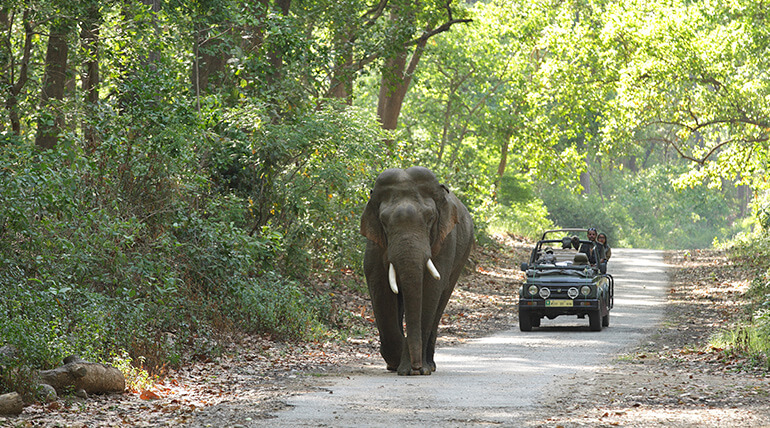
<box><xmin>597</xmin><ymin>232</ymin><xmax>611</xmax><ymax>264</ymax></box>
<box><xmin>579</xmin><ymin>227</ymin><xmax>605</xmax><ymax>265</ymax></box>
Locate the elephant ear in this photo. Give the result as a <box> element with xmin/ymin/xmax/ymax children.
<box><xmin>360</xmin><ymin>198</ymin><xmax>386</xmax><ymax>248</ymax></box>
<box><xmin>431</xmin><ymin>184</ymin><xmax>459</xmax><ymax>256</ymax></box>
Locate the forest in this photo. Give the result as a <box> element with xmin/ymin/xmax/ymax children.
<box><xmin>1</xmin><ymin>0</ymin><xmax>769</xmax><ymax>393</ymax></box>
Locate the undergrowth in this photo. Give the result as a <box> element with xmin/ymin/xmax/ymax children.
<box><xmin>0</xmin><ymin>100</ymin><xmax>381</xmax><ymax>394</ymax></box>
<box><xmin>710</xmin><ymin>228</ymin><xmax>770</xmax><ymax>369</ymax></box>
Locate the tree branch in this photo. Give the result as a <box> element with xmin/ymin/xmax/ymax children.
<box><xmin>642</xmin><ymin>134</ymin><xmax>768</xmax><ymax>165</ymax></box>
<box><xmin>361</xmin><ymin>0</ymin><xmax>388</xmax><ymax>27</ymax></box>
<box><xmin>352</xmin><ymin>3</ymin><xmax>472</xmax><ymax>72</ymax></box>
<box><xmin>406</xmin><ymin>18</ymin><xmax>473</xmax><ymax>47</ymax></box>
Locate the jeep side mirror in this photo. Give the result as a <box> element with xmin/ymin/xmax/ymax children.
<box><xmin>520</xmin><ymin>262</ymin><xmax>529</xmax><ymax>271</ymax></box>
<box><xmin>599</xmin><ymin>262</ymin><xmax>607</xmax><ymax>274</ymax></box>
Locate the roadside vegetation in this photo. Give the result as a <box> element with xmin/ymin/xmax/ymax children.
<box><xmin>711</xmin><ymin>213</ymin><xmax>770</xmax><ymax>368</ymax></box>
<box><xmin>1</xmin><ymin>0</ymin><xmax>769</xmax><ymax>397</ymax></box>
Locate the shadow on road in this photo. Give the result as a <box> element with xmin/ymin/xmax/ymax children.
<box><xmin>268</xmin><ymin>248</ymin><xmax>668</xmax><ymax>427</ymax></box>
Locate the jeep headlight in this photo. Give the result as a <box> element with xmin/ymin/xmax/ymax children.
<box><xmin>568</xmin><ymin>287</ymin><xmax>579</xmax><ymax>299</ymax></box>
<box><xmin>527</xmin><ymin>285</ymin><xmax>538</xmax><ymax>296</ymax></box>
<box><xmin>538</xmin><ymin>287</ymin><xmax>551</xmax><ymax>299</ymax></box>
<box><xmin>580</xmin><ymin>285</ymin><xmax>591</xmax><ymax>296</ymax></box>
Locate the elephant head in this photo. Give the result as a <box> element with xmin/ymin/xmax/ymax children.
<box><xmin>360</xmin><ymin>167</ymin><xmax>473</xmax><ymax>375</ymax></box>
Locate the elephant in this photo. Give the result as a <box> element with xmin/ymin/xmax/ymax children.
<box><xmin>360</xmin><ymin>166</ymin><xmax>474</xmax><ymax>375</ymax></box>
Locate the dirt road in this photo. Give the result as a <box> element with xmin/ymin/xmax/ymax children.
<box><xmin>268</xmin><ymin>248</ymin><xmax>668</xmax><ymax>427</ymax></box>
<box><xmin>9</xmin><ymin>245</ymin><xmax>769</xmax><ymax>427</ymax></box>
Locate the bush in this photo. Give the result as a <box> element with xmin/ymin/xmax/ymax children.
<box><xmin>710</xmin><ymin>231</ymin><xmax>770</xmax><ymax>369</ymax></box>
<box><xmin>230</xmin><ymin>273</ymin><xmax>330</xmax><ymax>340</ymax></box>
<box><xmin>204</xmin><ymin>100</ymin><xmax>386</xmax><ymax>275</ymax></box>
<box><xmin>0</xmin><ymin>109</ymin><xmax>350</xmax><ymax>392</ymax></box>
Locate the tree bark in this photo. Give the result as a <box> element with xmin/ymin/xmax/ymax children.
<box><xmin>377</xmin><ymin>34</ymin><xmax>427</xmax><ymax>147</ymax></box>
<box><xmin>192</xmin><ymin>20</ymin><xmax>231</xmax><ymax>97</ymax></box>
<box><xmin>1</xmin><ymin>9</ymin><xmax>34</xmax><ymax>136</ymax></box>
<box><xmin>80</xmin><ymin>4</ymin><xmax>100</xmax><ymax>152</ymax></box>
<box><xmin>266</xmin><ymin>0</ymin><xmax>291</xmax><ymax>86</ymax></box>
<box><xmin>494</xmin><ymin>131</ymin><xmax>513</xmax><ymax>199</ymax></box>
<box><xmin>376</xmin><ymin>4</ymin><xmax>471</xmax><ymax>147</ymax></box>
<box><xmin>325</xmin><ymin>32</ymin><xmax>354</xmax><ymax>104</ymax></box>
<box><xmin>141</xmin><ymin>0</ymin><xmax>161</xmax><ymax>66</ymax></box>
<box><xmin>36</xmin><ymin>19</ymin><xmax>71</xmax><ymax>150</ymax></box>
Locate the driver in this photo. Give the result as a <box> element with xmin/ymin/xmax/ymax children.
<box><xmin>579</xmin><ymin>227</ymin><xmax>605</xmax><ymax>265</ymax></box>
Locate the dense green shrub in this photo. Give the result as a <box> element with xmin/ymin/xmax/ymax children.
<box><xmin>0</xmin><ymin>96</ymin><xmax>383</xmax><ymax>393</ymax></box>
<box><xmin>488</xmin><ymin>201</ymin><xmax>553</xmax><ymax>240</ymax></box>
<box><xmin>230</xmin><ymin>273</ymin><xmax>330</xmax><ymax>340</ymax></box>
<box><xmin>710</xmin><ymin>270</ymin><xmax>770</xmax><ymax>369</ymax></box>
<box><xmin>204</xmin><ymin>99</ymin><xmax>386</xmax><ymax>275</ymax></box>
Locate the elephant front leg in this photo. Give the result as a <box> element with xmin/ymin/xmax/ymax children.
<box><xmin>397</xmin><ymin>346</ymin><xmax>431</xmax><ymax>375</ymax></box>
<box><xmin>373</xmin><ymin>304</ymin><xmax>404</xmax><ymax>371</ymax></box>
<box><xmin>425</xmin><ymin>285</ymin><xmax>454</xmax><ymax>373</ymax></box>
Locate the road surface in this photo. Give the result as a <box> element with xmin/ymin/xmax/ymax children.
<box><xmin>271</xmin><ymin>248</ymin><xmax>668</xmax><ymax>427</ymax></box>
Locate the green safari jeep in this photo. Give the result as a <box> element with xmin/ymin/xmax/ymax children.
<box><xmin>518</xmin><ymin>229</ymin><xmax>614</xmax><ymax>332</ymax></box>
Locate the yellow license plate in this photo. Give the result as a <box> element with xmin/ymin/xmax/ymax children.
<box><xmin>545</xmin><ymin>300</ymin><xmax>573</xmax><ymax>307</ymax></box>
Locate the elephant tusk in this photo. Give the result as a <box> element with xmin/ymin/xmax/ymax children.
<box><xmin>427</xmin><ymin>259</ymin><xmax>441</xmax><ymax>280</ymax></box>
<box><xmin>388</xmin><ymin>263</ymin><xmax>399</xmax><ymax>294</ymax></box>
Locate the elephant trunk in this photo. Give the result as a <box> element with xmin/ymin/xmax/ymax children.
<box><xmin>387</xmin><ymin>241</ymin><xmax>441</xmax><ymax>374</ymax></box>
<box><xmin>392</xmin><ymin>260</ymin><xmax>425</xmax><ymax>373</ymax></box>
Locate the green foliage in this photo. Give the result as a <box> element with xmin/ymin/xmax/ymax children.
<box><xmin>488</xmin><ymin>172</ymin><xmax>553</xmax><ymax>240</ymax></box>
<box><xmin>709</xmin><ymin>228</ymin><xmax>770</xmax><ymax>368</ymax></box>
<box><xmin>230</xmin><ymin>273</ymin><xmax>330</xmax><ymax>340</ymax></box>
<box><xmin>3</xmin><ymin>0</ymin><xmax>770</xmax><ymax>395</ymax></box>
<box><xmin>0</xmin><ymin>109</ymin><xmax>349</xmax><ymax>392</ymax></box>
<box><xmin>538</xmin><ymin>164</ymin><xmax>745</xmax><ymax>249</ymax></box>
<box><xmin>488</xmin><ymin>201</ymin><xmax>554</xmax><ymax>241</ymax></box>
<box><xmin>111</xmin><ymin>351</ymin><xmax>155</xmax><ymax>393</ymax></box>
<box><xmin>1</xmin><ymin>0</ymin><xmax>391</xmax><ymax>396</ymax></box>
<box><xmin>205</xmin><ymin>99</ymin><xmax>386</xmax><ymax>274</ymax></box>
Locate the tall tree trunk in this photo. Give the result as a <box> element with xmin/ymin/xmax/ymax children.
<box><xmin>580</xmin><ymin>169</ymin><xmax>591</xmax><ymax>194</ymax></box>
<box><xmin>737</xmin><ymin>180</ymin><xmax>751</xmax><ymax>218</ymax></box>
<box><xmin>142</xmin><ymin>0</ymin><xmax>160</xmax><ymax>66</ymax></box>
<box><xmin>80</xmin><ymin>4</ymin><xmax>100</xmax><ymax>152</ymax></box>
<box><xmin>377</xmin><ymin>35</ymin><xmax>427</xmax><ymax>147</ymax></box>
<box><xmin>580</xmin><ymin>141</ymin><xmax>591</xmax><ymax>194</ymax></box>
<box><xmin>1</xmin><ymin>9</ymin><xmax>34</xmax><ymax>136</ymax></box>
<box><xmin>192</xmin><ymin>22</ymin><xmax>230</xmax><ymax>100</ymax></box>
<box><xmin>119</xmin><ymin>0</ymin><xmax>160</xmax><ymax>114</ymax></box>
<box><xmin>326</xmin><ymin>37</ymin><xmax>354</xmax><ymax>104</ymax></box>
<box><xmin>375</xmin><ymin>4</ymin><xmax>470</xmax><ymax>147</ymax></box>
<box><xmin>494</xmin><ymin>131</ymin><xmax>514</xmax><ymax>200</ymax></box>
<box><xmin>266</xmin><ymin>0</ymin><xmax>290</xmax><ymax>86</ymax></box>
<box><xmin>36</xmin><ymin>19</ymin><xmax>71</xmax><ymax>150</ymax></box>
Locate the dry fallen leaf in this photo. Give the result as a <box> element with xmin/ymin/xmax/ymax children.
<box><xmin>140</xmin><ymin>389</ymin><xmax>161</xmax><ymax>400</ymax></box>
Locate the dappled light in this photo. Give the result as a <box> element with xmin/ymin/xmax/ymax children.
<box><xmin>1</xmin><ymin>0</ymin><xmax>769</xmax><ymax>425</ymax></box>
